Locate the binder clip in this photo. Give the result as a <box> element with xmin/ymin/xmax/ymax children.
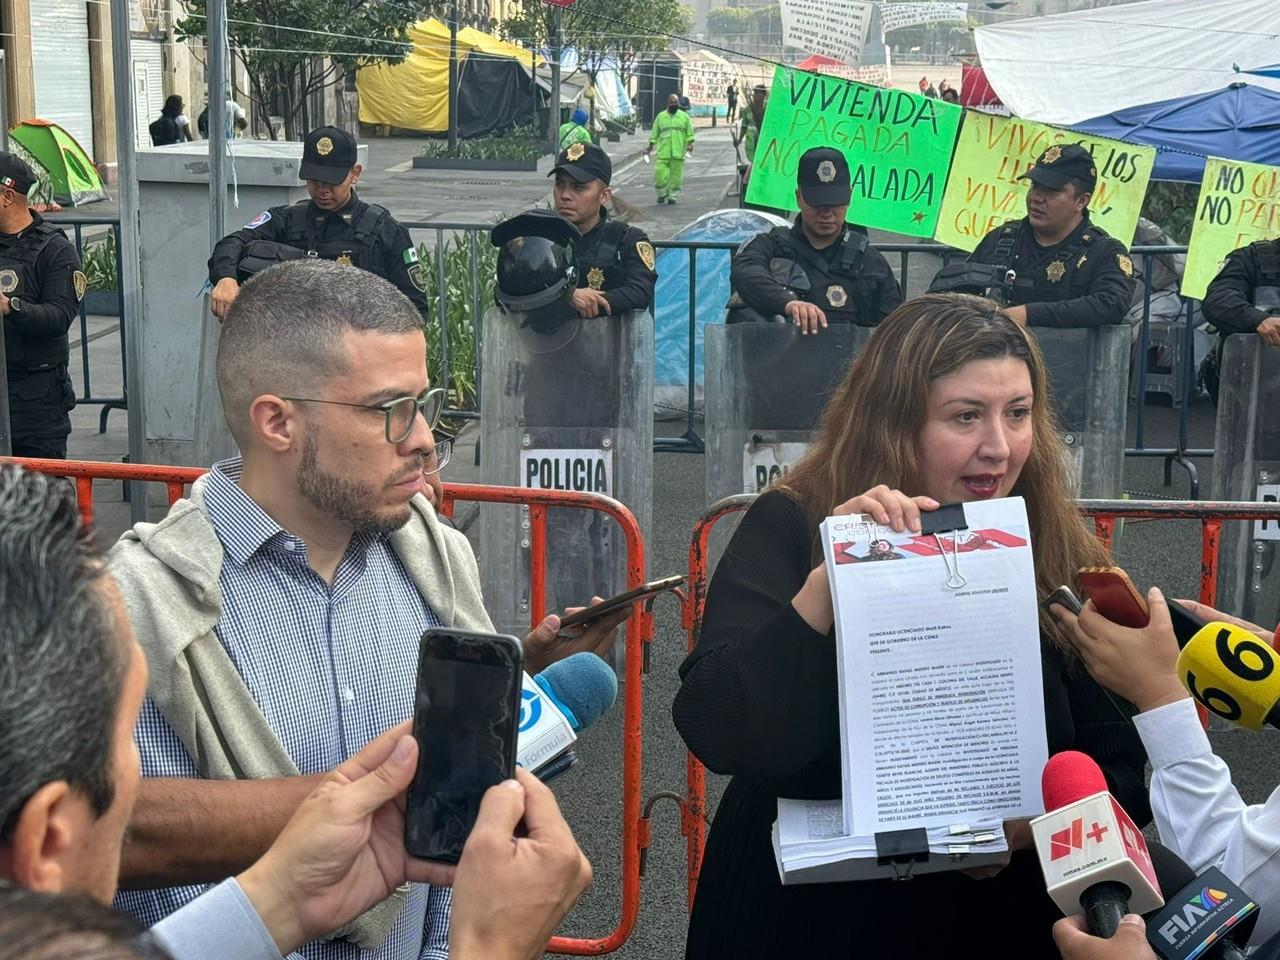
<box><xmin>921</xmin><ymin>503</ymin><xmax>970</xmax><ymax>591</ymax></box>
<box><xmin>875</xmin><ymin>827</ymin><xmax>929</xmax><ymax>881</ymax></box>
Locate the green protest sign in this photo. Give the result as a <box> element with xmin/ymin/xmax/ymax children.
<box><xmin>1182</xmin><ymin>156</ymin><xmax>1280</xmax><ymax>300</ymax></box>
<box><xmin>743</xmin><ymin>66</ymin><xmax>962</xmax><ymax>238</ymax></box>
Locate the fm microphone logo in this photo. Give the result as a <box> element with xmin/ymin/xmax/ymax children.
<box><xmin>518</xmin><ymin>689</ymin><xmax>542</xmax><ymax>732</ymax></box>
<box><xmin>1050</xmin><ymin>818</ymin><xmax>1110</xmax><ymax>860</ymax></box>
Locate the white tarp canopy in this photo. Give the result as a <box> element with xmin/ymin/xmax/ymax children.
<box><xmin>974</xmin><ymin>0</ymin><xmax>1280</xmax><ymax>126</ymax></box>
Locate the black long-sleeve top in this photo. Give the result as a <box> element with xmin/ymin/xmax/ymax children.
<box><xmin>673</xmin><ymin>490</ymin><xmax>1151</xmax><ymax>958</ymax></box>
<box><xmin>1202</xmin><ymin>240</ymin><xmax>1280</xmax><ymax>335</ymax></box>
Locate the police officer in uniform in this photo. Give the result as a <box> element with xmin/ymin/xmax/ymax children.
<box><xmin>1202</xmin><ymin>239</ymin><xmax>1280</xmax><ymax>347</ymax></box>
<box><xmin>729</xmin><ymin>146</ymin><xmax>902</xmax><ymax>333</ymax></box>
<box><xmin>0</xmin><ymin>153</ymin><xmax>83</xmax><ymax>458</ymax></box>
<box><xmin>956</xmin><ymin>143</ymin><xmax>1134</xmax><ymax>327</ymax></box>
<box><xmin>550</xmin><ymin>142</ymin><xmax>656</xmax><ymax>319</ymax></box>
<box><xmin>208</xmin><ymin>126</ymin><xmax>428</xmax><ymax>320</ymax></box>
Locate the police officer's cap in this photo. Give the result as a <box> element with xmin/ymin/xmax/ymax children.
<box><xmin>300</xmin><ymin>126</ymin><xmax>358</xmax><ymax>185</ymax></box>
<box><xmin>549</xmin><ymin>142</ymin><xmax>612</xmax><ymax>186</ymax></box>
<box><xmin>1020</xmin><ymin>142</ymin><xmax>1097</xmax><ymax>192</ymax></box>
<box><xmin>0</xmin><ymin>152</ymin><xmax>37</xmax><ymax>195</ymax></box>
<box><xmin>797</xmin><ymin>147</ymin><xmax>852</xmax><ymax>207</ymax></box>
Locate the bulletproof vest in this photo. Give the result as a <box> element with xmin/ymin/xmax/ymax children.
<box><xmin>278</xmin><ymin>201</ymin><xmax>392</xmax><ymax>274</ymax></box>
<box><xmin>575</xmin><ymin>219</ymin><xmax>628</xmax><ymax>291</ymax></box>
<box><xmin>0</xmin><ymin>221</ymin><xmax>71</xmax><ymax>372</ymax></box>
<box><xmin>1254</xmin><ymin>241</ymin><xmax>1280</xmax><ymax>311</ymax></box>
<box><xmin>995</xmin><ymin>221</ymin><xmax>1097</xmax><ymax>307</ymax></box>
<box><xmin>769</xmin><ymin>226</ymin><xmax>870</xmax><ymax>320</ymax></box>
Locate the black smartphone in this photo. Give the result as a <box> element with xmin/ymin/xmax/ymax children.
<box><xmin>1043</xmin><ymin>585</ymin><xmax>1084</xmax><ymax>617</ymax></box>
<box><xmin>557</xmin><ymin>574</ymin><xmax>686</xmax><ymax>630</ymax></box>
<box><xmin>404</xmin><ymin>628</ymin><xmax>523</xmax><ymax>863</ymax></box>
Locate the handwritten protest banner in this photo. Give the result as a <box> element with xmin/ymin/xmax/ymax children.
<box><xmin>1182</xmin><ymin>156</ymin><xmax>1280</xmax><ymax>299</ymax></box>
<box><xmin>745</xmin><ymin>66</ymin><xmax>962</xmax><ymax>238</ymax></box>
<box><xmin>935</xmin><ymin>112</ymin><xmax>1154</xmax><ymax>252</ymax></box>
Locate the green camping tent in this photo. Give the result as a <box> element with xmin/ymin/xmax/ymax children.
<box><xmin>9</xmin><ymin>120</ymin><xmax>107</xmax><ymax>206</ymax></box>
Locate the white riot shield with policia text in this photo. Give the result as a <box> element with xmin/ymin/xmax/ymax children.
<box><xmin>1213</xmin><ymin>332</ymin><xmax>1280</xmax><ymax>629</ymax></box>
<box><xmin>1029</xmin><ymin>326</ymin><xmax>1130</xmax><ymax>500</ymax></box>
<box><xmin>479</xmin><ymin>306</ymin><xmax>653</xmax><ymax>664</ymax></box>
<box><xmin>704</xmin><ymin>323</ymin><xmax>869</xmax><ymax>506</ymax></box>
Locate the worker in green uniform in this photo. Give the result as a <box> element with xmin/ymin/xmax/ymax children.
<box><xmin>558</xmin><ymin>108</ymin><xmax>592</xmax><ymax>151</ymax></box>
<box><xmin>646</xmin><ymin>93</ymin><xmax>695</xmax><ymax>205</ymax></box>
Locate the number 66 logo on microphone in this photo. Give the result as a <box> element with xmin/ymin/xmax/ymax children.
<box><xmin>1176</xmin><ymin>622</ymin><xmax>1280</xmax><ymax>731</ymax></box>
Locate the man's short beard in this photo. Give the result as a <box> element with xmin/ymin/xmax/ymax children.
<box><xmin>297</xmin><ymin>429</ymin><xmax>413</xmax><ymax>535</ymax></box>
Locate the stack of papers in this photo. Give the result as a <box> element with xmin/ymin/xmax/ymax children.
<box><xmin>773</xmin><ymin>498</ymin><xmax>1047</xmax><ymax>885</ymax></box>
<box><xmin>773</xmin><ymin>798</ymin><xmax>1009</xmax><ymax>885</ymax></box>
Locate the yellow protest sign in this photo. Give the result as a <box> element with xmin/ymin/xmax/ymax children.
<box><xmin>1182</xmin><ymin>156</ymin><xmax>1280</xmax><ymax>299</ymax></box>
<box><xmin>935</xmin><ymin>112</ymin><xmax>1155</xmax><ymax>252</ymax></box>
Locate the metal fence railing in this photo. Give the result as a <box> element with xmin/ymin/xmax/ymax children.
<box><xmin>51</xmin><ymin>216</ymin><xmax>128</xmax><ymax>434</ymax></box>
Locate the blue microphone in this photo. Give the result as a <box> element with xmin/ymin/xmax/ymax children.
<box><xmin>533</xmin><ymin>652</ymin><xmax>619</xmax><ymax>732</ymax></box>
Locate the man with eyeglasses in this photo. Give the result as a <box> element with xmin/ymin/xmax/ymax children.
<box><xmin>106</xmin><ymin>260</ymin><xmax>619</xmax><ymax>960</ymax></box>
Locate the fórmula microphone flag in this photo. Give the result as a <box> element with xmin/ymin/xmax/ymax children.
<box><xmin>1176</xmin><ymin>621</ymin><xmax>1280</xmax><ymax>731</ymax></box>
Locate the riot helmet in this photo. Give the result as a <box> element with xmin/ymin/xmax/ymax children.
<box><xmin>490</xmin><ymin>210</ymin><xmax>582</xmax><ymax>352</ymax></box>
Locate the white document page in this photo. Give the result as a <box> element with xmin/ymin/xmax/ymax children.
<box><xmin>821</xmin><ymin>496</ymin><xmax>1047</xmax><ymax>835</ymax></box>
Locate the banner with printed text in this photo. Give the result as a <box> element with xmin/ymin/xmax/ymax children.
<box><xmin>935</xmin><ymin>111</ymin><xmax>1155</xmax><ymax>252</ymax></box>
<box><xmin>879</xmin><ymin>1</ymin><xmax>969</xmax><ymax>33</ymax></box>
<box><xmin>1182</xmin><ymin>156</ymin><xmax>1280</xmax><ymax>300</ymax></box>
<box><xmin>745</xmin><ymin>66</ymin><xmax>963</xmax><ymax>238</ymax></box>
<box><xmin>780</xmin><ymin>0</ymin><xmax>873</xmax><ymax>63</ymax></box>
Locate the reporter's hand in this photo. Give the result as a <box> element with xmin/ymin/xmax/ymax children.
<box><xmin>449</xmin><ymin>769</ymin><xmax>592</xmax><ymax>960</ymax></box>
<box><xmin>1257</xmin><ymin>315</ymin><xmax>1280</xmax><ymax>347</ymax></box>
<box><xmin>784</xmin><ymin>299</ymin><xmax>827</xmax><ymax>335</ymax></box>
<box><xmin>1004</xmin><ymin>304</ymin><xmax>1029</xmax><ymax>325</ymax></box>
<box><xmin>792</xmin><ymin>487</ymin><xmax>939</xmax><ymax>634</ymax></box>
<box><xmin>1175</xmin><ymin>599</ymin><xmax>1275</xmax><ymax>647</ymax></box>
<box><xmin>236</xmin><ymin>723</ymin><xmax>454</xmax><ymax>955</ymax></box>
<box><xmin>212</xmin><ymin>277</ymin><xmax>240</xmax><ymax>320</ymax></box>
<box><xmin>1052</xmin><ymin>913</ymin><xmax>1157</xmax><ymax>959</ymax></box>
<box><xmin>1052</xmin><ymin>586</ymin><xmax>1188</xmax><ymax>713</ymax></box>
<box><xmin>523</xmin><ymin>596</ymin><xmax>630</xmax><ymax>674</ymax></box>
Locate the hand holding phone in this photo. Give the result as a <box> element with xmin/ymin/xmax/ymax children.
<box><xmin>1077</xmin><ymin>566</ymin><xmax>1149</xmax><ymax>628</ymax></box>
<box><xmin>405</xmin><ymin>629</ymin><xmax>523</xmax><ymax>863</ymax></box>
<box><xmin>557</xmin><ymin>575</ymin><xmax>685</xmax><ymax>631</ymax></box>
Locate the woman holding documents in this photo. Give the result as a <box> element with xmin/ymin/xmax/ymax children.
<box><xmin>673</xmin><ymin>294</ymin><xmax>1150</xmax><ymax>957</ymax></box>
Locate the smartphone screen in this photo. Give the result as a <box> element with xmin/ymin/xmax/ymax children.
<box><xmin>404</xmin><ymin>630</ymin><xmax>522</xmax><ymax>862</ymax></box>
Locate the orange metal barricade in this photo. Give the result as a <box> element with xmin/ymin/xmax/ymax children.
<box><xmin>676</xmin><ymin>495</ymin><xmax>1280</xmax><ymax>911</ymax></box>
<box><xmin>1</xmin><ymin>457</ymin><xmax>650</xmax><ymax>957</ymax></box>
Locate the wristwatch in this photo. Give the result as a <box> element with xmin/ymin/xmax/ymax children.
<box><xmin>8</xmin><ymin>297</ymin><xmax>21</xmax><ymax>313</ymax></box>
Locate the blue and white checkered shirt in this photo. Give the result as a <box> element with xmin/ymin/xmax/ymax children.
<box><xmin>115</xmin><ymin>459</ymin><xmax>451</xmax><ymax>960</ymax></box>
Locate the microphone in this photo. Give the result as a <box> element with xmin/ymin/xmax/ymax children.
<box><xmin>1176</xmin><ymin>621</ymin><xmax>1280</xmax><ymax>731</ymax></box>
<box><xmin>1032</xmin><ymin>751</ymin><xmax>1164</xmax><ymax>937</ymax></box>
<box><xmin>1145</xmin><ymin>860</ymin><xmax>1260</xmax><ymax>960</ymax></box>
<box><xmin>517</xmin><ymin>653</ymin><xmax>619</xmax><ymax>774</ymax></box>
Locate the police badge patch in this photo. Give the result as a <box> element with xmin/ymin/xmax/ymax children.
<box><xmin>1041</xmin><ymin>145</ymin><xmax>1063</xmax><ymax>165</ymax></box>
<box><xmin>73</xmin><ymin>270</ymin><xmax>87</xmax><ymax>301</ymax></box>
<box><xmin>0</xmin><ymin>269</ymin><xmax>17</xmax><ymax>294</ymax></box>
<box><xmin>336</xmin><ymin>253</ymin><xmax>353</xmax><ymax>267</ymax></box>
<box><xmin>407</xmin><ymin>263</ymin><xmax>426</xmax><ymax>292</ymax></box>
<box><xmin>827</xmin><ymin>284</ymin><xmax>848</xmax><ymax>308</ymax></box>
<box><xmin>587</xmin><ymin>267</ymin><xmax>605</xmax><ymax>290</ymax></box>
<box><xmin>1116</xmin><ymin>254</ymin><xmax>1134</xmax><ymax>278</ymax></box>
<box><xmin>817</xmin><ymin>160</ymin><xmax>837</xmax><ymax>183</ymax></box>
<box><xmin>567</xmin><ymin>142</ymin><xmax>586</xmax><ymax>161</ymax></box>
<box><xmin>1046</xmin><ymin>261</ymin><xmax>1067</xmax><ymax>283</ymax></box>
<box><xmin>246</xmin><ymin>210</ymin><xmax>272</xmax><ymax>229</ymax></box>
<box><xmin>316</xmin><ymin>136</ymin><xmax>334</xmax><ymax>156</ymax></box>
<box><xmin>636</xmin><ymin>241</ymin><xmax>655</xmax><ymax>271</ymax></box>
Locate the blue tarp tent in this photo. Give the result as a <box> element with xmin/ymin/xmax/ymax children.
<box><xmin>654</xmin><ymin>208</ymin><xmax>790</xmax><ymax>415</ymax></box>
<box><xmin>1243</xmin><ymin>64</ymin><xmax>1280</xmax><ymax>79</ymax></box>
<box><xmin>1073</xmin><ymin>83</ymin><xmax>1280</xmax><ymax>182</ymax></box>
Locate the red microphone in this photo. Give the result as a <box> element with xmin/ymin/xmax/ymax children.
<box><xmin>1031</xmin><ymin>751</ymin><xmax>1164</xmax><ymax>937</ymax></box>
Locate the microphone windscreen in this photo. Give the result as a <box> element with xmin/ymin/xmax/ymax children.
<box><xmin>536</xmin><ymin>652</ymin><xmax>619</xmax><ymax>732</ymax></box>
<box><xmin>1042</xmin><ymin>750</ymin><xmax>1109</xmax><ymax>812</ymax></box>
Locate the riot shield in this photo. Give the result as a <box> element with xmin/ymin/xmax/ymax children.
<box><xmin>1030</xmin><ymin>326</ymin><xmax>1130</xmax><ymax>500</ymax></box>
<box><xmin>704</xmin><ymin>323</ymin><xmax>868</xmax><ymax>505</ymax></box>
<box><xmin>1213</xmin><ymin>335</ymin><xmax>1280</xmax><ymax>628</ymax></box>
<box><xmin>478</xmin><ymin>306</ymin><xmax>653</xmax><ymax>661</ymax></box>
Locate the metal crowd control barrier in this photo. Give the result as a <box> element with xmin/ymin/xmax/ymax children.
<box><xmin>49</xmin><ymin>217</ymin><xmax>128</xmax><ymax>433</ymax></box>
<box><xmin>677</xmin><ymin>494</ymin><xmax>1280</xmax><ymax>909</ymax></box>
<box><xmin>0</xmin><ymin>456</ymin><xmax>653</xmax><ymax>957</ymax></box>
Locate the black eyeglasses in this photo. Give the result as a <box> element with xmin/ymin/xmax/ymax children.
<box><xmin>425</xmin><ymin>431</ymin><xmax>453</xmax><ymax>475</ymax></box>
<box><xmin>281</xmin><ymin>387</ymin><xmax>446</xmax><ymax>444</ymax></box>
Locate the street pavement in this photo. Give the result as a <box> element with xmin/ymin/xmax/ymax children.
<box><xmin>53</xmin><ymin>127</ymin><xmax>1279</xmax><ymax>959</ymax></box>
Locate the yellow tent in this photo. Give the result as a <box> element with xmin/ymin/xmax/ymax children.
<box><xmin>357</xmin><ymin>19</ymin><xmax>544</xmax><ymax>134</ymax></box>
